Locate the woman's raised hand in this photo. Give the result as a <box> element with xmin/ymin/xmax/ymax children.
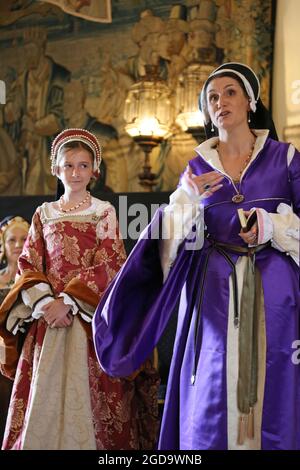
<box><xmin>183</xmin><ymin>166</ymin><xmax>224</xmax><ymax>197</ymax></box>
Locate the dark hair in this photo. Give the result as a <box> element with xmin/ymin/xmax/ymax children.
<box><xmin>205</xmin><ymin>71</ymin><xmax>249</xmax><ymax>95</ymax></box>
<box><xmin>201</xmin><ymin>72</ymin><xmax>251</xmax><ymax>139</ymax></box>
<box><xmin>202</xmin><ymin>71</ymin><xmax>250</xmax><ymax>118</ymax></box>
<box><xmin>200</xmin><ymin>62</ymin><xmax>278</xmax><ymax>140</ymax></box>
<box><xmin>202</xmin><ymin>71</ymin><xmax>278</xmax><ymax>140</ymax></box>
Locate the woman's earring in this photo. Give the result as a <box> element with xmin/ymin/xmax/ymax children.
<box><xmin>248</xmin><ymin>111</ymin><xmax>251</xmax><ymax>123</ymax></box>
<box><xmin>211</xmin><ymin>122</ymin><xmax>214</xmax><ymax>133</ymax></box>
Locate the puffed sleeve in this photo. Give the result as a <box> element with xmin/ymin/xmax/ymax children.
<box><xmin>18</xmin><ymin>208</ymin><xmax>54</xmax><ymax>310</ymax></box>
<box><xmin>256</xmin><ymin>146</ymin><xmax>300</xmax><ymax>265</ymax></box>
<box><xmin>159</xmin><ymin>166</ymin><xmax>204</xmax><ymax>282</ymax></box>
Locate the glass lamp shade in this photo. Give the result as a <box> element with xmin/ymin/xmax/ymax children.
<box><xmin>124</xmin><ymin>74</ymin><xmax>172</xmax><ymax>140</ymax></box>
<box><xmin>176</xmin><ymin>110</ymin><xmax>204</xmax><ymax>131</ymax></box>
<box><xmin>175</xmin><ymin>63</ymin><xmax>214</xmax><ymax>133</ymax></box>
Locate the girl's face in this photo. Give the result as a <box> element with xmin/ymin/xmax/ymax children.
<box><xmin>206</xmin><ymin>76</ymin><xmax>250</xmax><ymax>131</ymax></box>
<box><xmin>56</xmin><ymin>147</ymin><xmax>94</xmax><ymax>193</ymax></box>
<box><xmin>4</xmin><ymin>226</ymin><xmax>28</xmax><ymax>265</ymax></box>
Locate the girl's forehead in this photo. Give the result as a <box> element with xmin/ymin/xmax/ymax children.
<box><xmin>60</xmin><ymin>147</ymin><xmax>93</xmax><ymax>162</ymax></box>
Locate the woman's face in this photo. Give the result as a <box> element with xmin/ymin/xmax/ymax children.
<box><xmin>206</xmin><ymin>76</ymin><xmax>250</xmax><ymax>131</ymax></box>
<box><xmin>4</xmin><ymin>226</ymin><xmax>28</xmax><ymax>265</ymax></box>
<box><xmin>56</xmin><ymin>147</ymin><xmax>94</xmax><ymax>193</ymax></box>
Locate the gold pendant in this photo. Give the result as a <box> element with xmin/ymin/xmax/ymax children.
<box><xmin>232</xmin><ymin>194</ymin><xmax>245</xmax><ymax>203</ymax></box>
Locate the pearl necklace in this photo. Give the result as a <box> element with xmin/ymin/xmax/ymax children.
<box><xmin>217</xmin><ymin>138</ymin><xmax>256</xmax><ymax>203</ymax></box>
<box><xmin>59</xmin><ymin>191</ymin><xmax>91</xmax><ymax>213</ymax></box>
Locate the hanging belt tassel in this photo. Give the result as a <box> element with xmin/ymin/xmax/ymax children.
<box><xmin>247</xmin><ymin>406</ymin><xmax>255</xmax><ymax>439</ymax></box>
<box><xmin>237</xmin><ymin>414</ymin><xmax>247</xmax><ymax>445</ymax></box>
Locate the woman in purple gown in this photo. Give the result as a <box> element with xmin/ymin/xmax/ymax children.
<box><xmin>93</xmin><ymin>63</ymin><xmax>300</xmax><ymax>450</ymax></box>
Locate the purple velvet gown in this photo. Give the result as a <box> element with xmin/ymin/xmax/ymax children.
<box><xmin>93</xmin><ymin>137</ymin><xmax>300</xmax><ymax>450</ymax></box>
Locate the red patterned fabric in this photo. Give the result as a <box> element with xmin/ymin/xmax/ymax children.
<box><xmin>2</xmin><ymin>202</ymin><xmax>159</xmax><ymax>450</ymax></box>
<box><xmin>19</xmin><ymin>205</ymin><xmax>125</xmax><ymax>297</ymax></box>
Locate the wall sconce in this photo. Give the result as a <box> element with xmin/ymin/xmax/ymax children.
<box><xmin>175</xmin><ymin>63</ymin><xmax>214</xmax><ymax>143</ymax></box>
<box><xmin>124</xmin><ymin>65</ymin><xmax>172</xmax><ymax>191</ymax></box>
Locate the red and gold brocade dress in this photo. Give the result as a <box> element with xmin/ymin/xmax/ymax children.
<box><xmin>0</xmin><ymin>198</ymin><xmax>159</xmax><ymax>450</ymax></box>
<box><xmin>0</xmin><ymin>282</ymin><xmax>13</xmax><ymax>445</ymax></box>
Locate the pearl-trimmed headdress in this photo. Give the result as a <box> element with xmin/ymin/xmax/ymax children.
<box><xmin>50</xmin><ymin>128</ymin><xmax>102</xmax><ymax>175</ymax></box>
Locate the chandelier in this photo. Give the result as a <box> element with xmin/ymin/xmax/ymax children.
<box><xmin>175</xmin><ymin>63</ymin><xmax>214</xmax><ymax>143</ymax></box>
<box><xmin>124</xmin><ymin>65</ymin><xmax>172</xmax><ymax>191</ymax></box>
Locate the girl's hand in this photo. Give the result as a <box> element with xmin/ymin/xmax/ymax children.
<box><xmin>43</xmin><ymin>298</ymin><xmax>72</xmax><ymax>328</ymax></box>
<box><xmin>183</xmin><ymin>166</ymin><xmax>224</xmax><ymax>197</ymax></box>
<box><xmin>54</xmin><ymin>313</ymin><xmax>73</xmax><ymax>328</ymax></box>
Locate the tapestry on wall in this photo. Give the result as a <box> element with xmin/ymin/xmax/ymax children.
<box><xmin>0</xmin><ymin>0</ymin><xmax>275</xmax><ymax>196</ymax></box>
<box><xmin>37</xmin><ymin>0</ymin><xmax>112</xmax><ymax>23</ymax></box>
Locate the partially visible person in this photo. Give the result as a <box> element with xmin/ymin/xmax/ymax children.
<box><xmin>0</xmin><ymin>215</ymin><xmax>29</xmax><ymax>444</ymax></box>
<box><xmin>0</xmin><ymin>128</ymin><xmax>159</xmax><ymax>450</ymax></box>
<box><xmin>93</xmin><ymin>63</ymin><xmax>300</xmax><ymax>450</ymax></box>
